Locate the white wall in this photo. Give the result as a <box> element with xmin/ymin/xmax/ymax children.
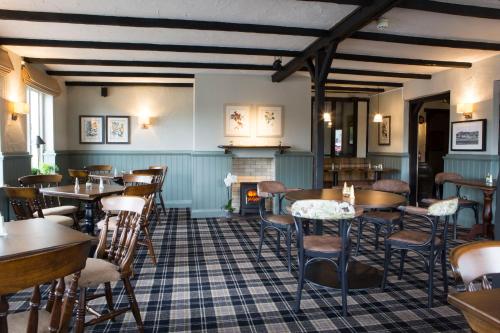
<box><xmin>194</xmin><ymin>74</ymin><xmax>311</xmax><ymax>152</ymax></box>
<box><xmin>66</xmin><ymin>86</ymin><xmax>193</xmax><ymax>151</ymax></box>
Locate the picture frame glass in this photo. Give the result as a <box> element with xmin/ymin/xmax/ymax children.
<box><xmin>107</xmin><ymin>116</ymin><xmax>130</xmax><ymax>143</ymax></box>
<box><xmin>378</xmin><ymin>116</ymin><xmax>391</xmax><ymax>145</ymax></box>
<box><xmin>451</xmin><ymin>119</ymin><xmax>486</xmax><ymax>151</ymax></box>
<box><xmin>256</xmin><ymin>105</ymin><xmax>283</xmax><ymax>137</ymax></box>
<box><xmin>224</xmin><ymin>105</ymin><xmax>251</xmax><ymax>137</ymax></box>
<box><xmin>80</xmin><ymin>116</ymin><xmax>104</xmax><ymax>143</ymax></box>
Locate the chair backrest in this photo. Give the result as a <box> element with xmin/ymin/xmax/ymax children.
<box><xmin>372</xmin><ymin>179</ymin><xmax>410</xmax><ymax>196</ymax></box>
<box><xmin>3</xmin><ymin>186</ymin><xmax>44</xmax><ymax>220</ymax></box>
<box><xmin>149</xmin><ymin>165</ymin><xmax>168</xmax><ymax>188</ymax></box>
<box><xmin>68</xmin><ymin>169</ymin><xmax>89</xmax><ymax>183</ymax></box>
<box><xmin>450</xmin><ymin>241</ymin><xmax>500</xmax><ymax>291</ymax></box>
<box><xmin>122</xmin><ymin>174</ymin><xmax>154</xmax><ymax>186</ymax></box>
<box><xmin>0</xmin><ymin>241</ymin><xmax>90</xmax><ymax>332</ymax></box>
<box><xmin>257</xmin><ymin>181</ymin><xmax>287</xmax><ymax>198</ymax></box>
<box><xmin>85</xmin><ymin>164</ymin><xmax>113</xmax><ymax>174</ymax></box>
<box><xmin>123</xmin><ymin>183</ymin><xmax>157</xmax><ymax>225</ymax></box>
<box><xmin>434</xmin><ymin>172</ymin><xmax>464</xmax><ymax>199</ymax></box>
<box><xmin>96</xmin><ymin>196</ymin><xmax>146</xmax><ymax>275</ymax></box>
<box><xmin>18</xmin><ymin>174</ymin><xmax>64</xmax><ymax>208</ymax></box>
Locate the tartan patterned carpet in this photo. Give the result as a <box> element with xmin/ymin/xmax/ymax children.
<box><xmin>7</xmin><ymin>208</ymin><xmax>471</xmax><ymax>332</ymax></box>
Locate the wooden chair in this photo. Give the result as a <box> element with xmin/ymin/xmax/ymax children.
<box><xmin>132</xmin><ymin>169</ymin><xmax>163</xmax><ymax>220</ymax></box>
<box><xmin>381</xmin><ymin>198</ymin><xmax>459</xmax><ymax>308</ymax></box>
<box><xmin>356</xmin><ymin>179</ymin><xmax>410</xmax><ymax>255</ymax></box>
<box><xmin>149</xmin><ymin>166</ymin><xmax>168</xmax><ymax>216</ymax></box>
<box><xmin>3</xmin><ymin>187</ymin><xmax>76</xmax><ymax>228</ymax></box>
<box><xmin>85</xmin><ymin>165</ymin><xmax>113</xmax><ymax>184</ymax></box>
<box><xmin>450</xmin><ymin>240</ymin><xmax>500</xmax><ymax>292</ymax></box>
<box><xmin>73</xmin><ymin>196</ymin><xmax>146</xmax><ymax>332</ymax></box>
<box><xmin>0</xmin><ymin>241</ymin><xmax>90</xmax><ymax>332</ymax></box>
<box><xmin>68</xmin><ymin>169</ymin><xmax>89</xmax><ymax>184</ymax></box>
<box><xmin>18</xmin><ymin>174</ymin><xmax>79</xmax><ymax>229</ymax></box>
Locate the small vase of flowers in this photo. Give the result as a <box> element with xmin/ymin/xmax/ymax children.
<box><xmin>223</xmin><ymin>172</ymin><xmax>238</xmax><ymax>218</ymax></box>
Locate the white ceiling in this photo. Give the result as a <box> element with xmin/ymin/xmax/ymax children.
<box><xmin>0</xmin><ymin>0</ymin><xmax>498</xmax><ymax>93</ymax></box>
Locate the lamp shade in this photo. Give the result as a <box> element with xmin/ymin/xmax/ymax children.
<box><xmin>457</xmin><ymin>103</ymin><xmax>473</xmax><ymax>114</ymax></box>
<box><xmin>323</xmin><ymin>112</ymin><xmax>332</xmax><ymax>123</ymax></box>
<box><xmin>14</xmin><ymin>102</ymin><xmax>29</xmax><ymax>115</ymax></box>
<box><xmin>36</xmin><ymin>135</ymin><xmax>45</xmax><ymax>147</ymax></box>
<box><xmin>373</xmin><ymin>113</ymin><xmax>383</xmax><ymax>123</ymax></box>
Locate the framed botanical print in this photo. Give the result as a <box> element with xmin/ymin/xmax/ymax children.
<box><xmin>451</xmin><ymin>119</ymin><xmax>486</xmax><ymax>151</ymax></box>
<box><xmin>224</xmin><ymin>104</ymin><xmax>251</xmax><ymax>137</ymax></box>
<box><xmin>378</xmin><ymin>116</ymin><xmax>391</xmax><ymax>145</ymax></box>
<box><xmin>256</xmin><ymin>105</ymin><xmax>283</xmax><ymax>137</ymax></box>
<box><xmin>106</xmin><ymin>116</ymin><xmax>130</xmax><ymax>144</ymax></box>
<box><xmin>79</xmin><ymin>115</ymin><xmax>104</xmax><ymax>144</ymax></box>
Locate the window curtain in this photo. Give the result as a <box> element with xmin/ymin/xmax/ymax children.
<box><xmin>0</xmin><ymin>48</ymin><xmax>14</xmax><ymax>76</ymax></box>
<box><xmin>21</xmin><ymin>64</ymin><xmax>61</xmax><ymax>96</ymax></box>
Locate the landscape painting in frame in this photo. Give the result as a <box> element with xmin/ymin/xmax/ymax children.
<box><xmin>378</xmin><ymin>116</ymin><xmax>391</xmax><ymax>145</ymax></box>
<box><xmin>224</xmin><ymin>104</ymin><xmax>251</xmax><ymax>137</ymax></box>
<box><xmin>256</xmin><ymin>105</ymin><xmax>283</xmax><ymax>137</ymax></box>
<box><xmin>451</xmin><ymin>119</ymin><xmax>486</xmax><ymax>151</ymax></box>
<box><xmin>79</xmin><ymin>115</ymin><xmax>104</xmax><ymax>144</ymax></box>
<box><xmin>106</xmin><ymin>116</ymin><xmax>130</xmax><ymax>144</ymax></box>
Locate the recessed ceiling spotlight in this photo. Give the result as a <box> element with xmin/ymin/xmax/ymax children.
<box><xmin>376</xmin><ymin>17</ymin><xmax>389</xmax><ymax>30</ymax></box>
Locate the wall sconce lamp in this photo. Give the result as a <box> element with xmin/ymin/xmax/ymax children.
<box><xmin>457</xmin><ymin>103</ymin><xmax>474</xmax><ymax>119</ymax></box>
<box><xmin>10</xmin><ymin>102</ymin><xmax>29</xmax><ymax>121</ymax></box>
<box><xmin>373</xmin><ymin>113</ymin><xmax>383</xmax><ymax>123</ymax></box>
<box><xmin>140</xmin><ymin>116</ymin><xmax>151</xmax><ymax>129</ymax></box>
<box><xmin>323</xmin><ymin>111</ymin><xmax>332</xmax><ymax>123</ymax></box>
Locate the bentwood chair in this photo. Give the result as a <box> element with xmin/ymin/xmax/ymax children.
<box><xmin>18</xmin><ymin>174</ymin><xmax>80</xmax><ymax>229</ymax></box>
<box><xmin>450</xmin><ymin>240</ymin><xmax>500</xmax><ymax>292</ymax></box>
<box><xmin>72</xmin><ymin>196</ymin><xmax>146</xmax><ymax>332</ymax></box>
<box><xmin>133</xmin><ymin>169</ymin><xmax>163</xmax><ymax>220</ymax></box>
<box><xmin>3</xmin><ymin>186</ymin><xmax>76</xmax><ymax>228</ymax></box>
<box><xmin>85</xmin><ymin>164</ymin><xmax>113</xmax><ymax>184</ymax></box>
<box><xmin>422</xmin><ymin>172</ymin><xmax>479</xmax><ymax>240</ymax></box>
<box><xmin>382</xmin><ymin>197</ymin><xmax>458</xmax><ymax>308</ymax></box>
<box><xmin>256</xmin><ymin>181</ymin><xmax>299</xmax><ymax>272</ymax></box>
<box><xmin>291</xmin><ymin>199</ymin><xmax>362</xmax><ymax>316</ymax></box>
<box><xmin>0</xmin><ymin>241</ymin><xmax>90</xmax><ymax>332</ymax></box>
<box><xmin>149</xmin><ymin>165</ymin><xmax>168</xmax><ymax>216</ymax></box>
<box><xmin>356</xmin><ymin>179</ymin><xmax>409</xmax><ymax>255</ymax></box>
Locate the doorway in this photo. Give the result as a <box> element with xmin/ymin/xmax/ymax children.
<box><xmin>408</xmin><ymin>92</ymin><xmax>450</xmax><ymax>204</ymax></box>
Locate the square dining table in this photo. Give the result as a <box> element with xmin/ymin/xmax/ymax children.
<box><xmin>40</xmin><ymin>184</ymin><xmax>125</xmax><ymax>235</ymax></box>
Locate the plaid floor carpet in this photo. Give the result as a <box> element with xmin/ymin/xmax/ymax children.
<box><xmin>7</xmin><ymin>208</ymin><xmax>471</xmax><ymax>332</ymax></box>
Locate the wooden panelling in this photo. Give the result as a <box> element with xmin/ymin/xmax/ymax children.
<box><xmin>275</xmin><ymin>152</ymin><xmax>314</xmax><ymax>190</ymax></box>
<box><xmin>367</xmin><ymin>152</ymin><xmax>409</xmax><ymax>181</ymax></box>
<box><xmin>1</xmin><ymin>153</ymin><xmax>32</xmax><ymax>218</ymax></box>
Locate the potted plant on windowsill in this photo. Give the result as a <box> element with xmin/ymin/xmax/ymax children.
<box><xmin>31</xmin><ymin>163</ymin><xmax>60</xmax><ymax>175</ymax></box>
<box><xmin>223</xmin><ymin>172</ymin><xmax>238</xmax><ymax>218</ymax></box>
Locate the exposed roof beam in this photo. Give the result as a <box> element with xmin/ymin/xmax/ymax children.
<box><xmin>334</xmin><ymin>53</ymin><xmax>471</xmax><ymax>68</ymax></box>
<box><xmin>0</xmin><ymin>37</ymin><xmax>300</xmax><ymax>57</ymax></box>
<box><xmin>351</xmin><ymin>31</ymin><xmax>500</xmax><ymax>51</ymax></box>
<box><xmin>326</xmin><ymin>79</ymin><xmax>402</xmax><ymax>87</ymax></box>
<box><xmin>24</xmin><ymin>57</ymin><xmax>274</xmax><ymax>70</ymax></box>
<box><xmin>313</xmin><ymin>85</ymin><xmax>385</xmax><ymax>92</ymax></box>
<box><xmin>298</xmin><ymin>0</ymin><xmax>372</xmax><ymax>5</ymax></box>
<box><xmin>65</xmin><ymin>82</ymin><xmax>193</xmax><ymax>87</ymax></box>
<box><xmin>398</xmin><ymin>0</ymin><xmax>500</xmax><ymax>20</ymax></box>
<box><xmin>47</xmin><ymin>71</ymin><xmax>195</xmax><ymax>78</ymax></box>
<box><xmin>330</xmin><ymin>67</ymin><xmax>431</xmax><ymax>79</ymax></box>
<box><xmin>272</xmin><ymin>0</ymin><xmax>400</xmax><ymax>82</ymax></box>
<box><xmin>0</xmin><ymin>9</ymin><xmax>326</xmax><ymax>37</ymax></box>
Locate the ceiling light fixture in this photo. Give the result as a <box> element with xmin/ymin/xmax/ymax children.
<box><xmin>272</xmin><ymin>56</ymin><xmax>283</xmax><ymax>71</ymax></box>
<box><xmin>373</xmin><ymin>89</ymin><xmax>383</xmax><ymax>123</ymax></box>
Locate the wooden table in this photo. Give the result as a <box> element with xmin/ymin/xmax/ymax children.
<box><xmin>446</xmin><ymin>179</ymin><xmax>497</xmax><ymax>240</ymax></box>
<box><xmin>40</xmin><ymin>184</ymin><xmax>124</xmax><ymax>235</ymax></box>
<box><xmin>448</xmin><ymin>289</ymin><xmax>500</xmax><ymax>333</ymax></box>
<box><xmin>286</xmin><ymin>188</ymin><xmax>407</xmax><ymax>290</ymax></box>
<box><xmin>329</xmin><ymin>168</ymin><xmax>399</xmax><ymax>186</ymax></box>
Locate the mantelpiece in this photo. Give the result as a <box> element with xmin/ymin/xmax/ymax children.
<box><xmin>217</xmin><ymin>145</ymin><xmax>291</xmax><ymax>154</ymax></box>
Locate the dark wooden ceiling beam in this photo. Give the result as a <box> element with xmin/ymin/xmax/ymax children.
<box><xmin>351</xmin><ymin>31</ymin><xmax>500</xmax><ymax>51</ymax></box>
<box><xmin>47</xmin><ymin>71</ymin><xmax>195</xmax><ymax>78</ymax></box>
<box><xmin>298</xmin><ymin>0</ymin><xmax>372</xmax><ymax>5</ymax></box>
<box><xmin>272</xmin><ymin>0</ymin><xmax>400</xmax><ymax>82</ymax></box>
<box><xmin>0</xmin><ymin>37</ymin><xmax>300</xmax><ymax>57</ymax></box>
<box><xmin>0</xmin><ymin>9</ymin><xmax>326</xmax><ymax>37</ymax></box>
<box><xmin>313</xmin><ymin>85</ymin><xmax>384</xmax><ymax>92</ymax></box>
<box><xmin>334</xmin><ymin>52</ymin><xmax>471</xmax><ymax>68</ymax></box>
<box><xmin>330</xmin><ymin>67</ymin><xmax>431</xmax><ymax>79</ymax></box>
<box><xmin>65</xmin><ymin>82</ymin><xmax>193</xmax><ymax>87</ymax></box>
<box><xmin>398</xmin><ymin>0</ymin><xmax>500</xmax><ymax>20</ymax></box>
<box><xmin>326</xmin><ymin>78</ymin><xmax>402</xmax><ymax>87</ymax></box>
<box><xmin>24</xmin><ymin>57</ymin><xmax>274</xmax><ymax>70</ymax></box>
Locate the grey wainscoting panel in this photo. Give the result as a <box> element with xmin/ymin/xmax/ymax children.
<box><xmin>56</xmin><ymin>150</ymin><xmax>193</xmax><ymax>207</ymax></box>
<box><xmin>275</xmin><ymin>151</ymin><xmax>313</xmax><ymax>190</ymax></box>
<box><xmin>367</xmin><ymin>152</ymin><xmax>409</xmax><ymax>182</ymax></box>
<box><xmin>443</xmin><ymin>154</ymin><xmax>499</xmax><ymax>228</ymax></box>
<box><xmin>1</xmin><ymin>153</ymin><xmax>32</xmax><ymax>218</ymax></box>
<box><xmin>191</xmin><ymin>152</ymin><xmax>232</xmax><ymax>218</ymax></box>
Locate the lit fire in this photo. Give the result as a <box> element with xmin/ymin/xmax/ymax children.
<box><xmin>246</xmin><ymin>189</ymin><xmax>259</xmax><ymax>204</ymax></box>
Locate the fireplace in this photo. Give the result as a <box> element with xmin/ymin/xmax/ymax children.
<box><xmin>239</xmin><ymin>182</ymin><xmax>260</xmax><ymax>215</ymax></box>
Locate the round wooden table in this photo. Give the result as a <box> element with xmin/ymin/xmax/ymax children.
<box><xmin>285</xmin><ymin>188</ymin><xmax>407</xmax><ymax>291</ymax></box>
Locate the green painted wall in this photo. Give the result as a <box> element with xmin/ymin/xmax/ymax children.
<box><xmin>0</xmin><ymin>153</ymin><xmax>32</xmax><ymax>218</ymax></box>
<box><xmin>367</xmin><ymin>152</ymin><xmax>409</xmax><ymax>182</ymax></box>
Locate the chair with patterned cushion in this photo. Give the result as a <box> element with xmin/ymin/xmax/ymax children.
<box><xmin>72</xmin><ymin>195</ymin><xmax>146</xmax><ymax>332</ymax></box>
<box><xmin>381</xmin><ymin>197</ymin><xmax>459</xmax><ymax>308</ymax></box>
<box><xmin>422</xmin><ymin>172</ymin><xmax>479</xmax><ymax>240</ymax></box>
<box><xmin>450</xmin><ymin>240</ymin><xmax>500</xmax><ymax>292</ymax></box>
<box><xmin>256</xmin><ymin>181</ymin><xmax>301</xmax><ymax>272</ymax></box>
<box><xmin>356</xmin><ymin>179</ymin><xmax>409</xmax><ymax>255</ymax></box>
<box><xmin>18</xmin><ymin>174</ymin><xmax>80</xmax><ymax>230</ymax></box>
<box><xmin>3</xmin><ymin>186</ymin><xmax>76</xmax><ymax>228</ymax></box>
<box><xmin>133</xmin><ymin>169</ymin><xmax>163</xmax><ymax>221</ymax></box>
<box><xmin>149</xmin><ymin>165</ymin><xmax>168</xmax><ymax>216</ymax></box>
<box><xmin>291</xmin><ymin>199</ymin><xmax>362</xmax><ymax>316</ymax></box>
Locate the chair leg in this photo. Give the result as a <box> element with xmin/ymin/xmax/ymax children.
<box><xmin>256</xmin><ymin>223</ymin><xmax>264</xmax><ymax>263</ymax></box>
<box><xmin>441</xmin><ymin>249</ymin><xmax>448</xmax><ymax>295</ymax></box>
<box><xmin>46</xmin><ymin>280</ymin><xmax>57</xmax><ymax>312</ymax></box>
<box><xmin>75</xmin><ymin>287</ymin><xmax>86</xmax><ymax>333</ymax></box>
<box><xmin>294</xmin><ymin>253</ymin><xmax>305</xmax><ymax>313</ymax></box>
<box><xmin>355</xmin><ymin>220</ymin><xmax>364</xmax><ymax>256</ymax></box>
<box><xmin>381</xmin><ymin>244</ymin><xmax>392</xmax><ymax>290</ymax></box>
<box><xmin>428</xmin><ymin>254</ymin><xmax>435</xmax><ymax>308</ymax></box>
<box><xmin>473</xmin><ymin>205</ymin><xmax>479</xmax><ymax>226</ymax></box>
<box><xmin>72</xmin><ymin>212</ymin><xmax>81</xmax><ymax>231</ymax></box>
<box><xmin>286</xmin><ymin>227</ymin><xmax>292</xmax><ymax>273</ymax></box>
<box><xmin>276</xmin><ymin>230</ymin><xmax>281</xmax><ymax>256</ymax></box>
<box><xmin>153</xmin><ymin>200</ymin><xmax>161</xmax><ymax>223</ymax></box>
<box><xmin>452</xmin><ymin>213</ymin><xmax>458</xmax><ymax>240</ymax></box>
<box><xmin>142</xmin><ymin>225</ymin><xmax>158</xmax><ymax>265</ymax></box>
<box><xmin>159</xmin><ymin>192</ymin><xmax>167</xmax><ymax>216</ymax></box>
<box><xmin>123</xmin><ymin>277</ymin><xmax>144</xmax><ymax>333</ymax></box>
<box><xmin>341</xmin><ymin>251</ymin><xmax>349</xmax><ymax>317</ymax></box>
<box><xmin>104</xmin><ymin>282</ymin><xmax>115</xmax><ymax>317</ymax></box>
<box><xmin>398</xmin><ymin>250</ymin><xmax>407</xmax><ymax>280</ymax></box>
<box><xmin>374</xmin><ymin>224</ymin><xmax>381</xmax><ymax>250</ymax></box>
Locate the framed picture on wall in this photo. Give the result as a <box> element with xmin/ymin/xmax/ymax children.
<box><xmin>378</xmin><ymin>116</ymin><xmax>391</xmax><ymax>145</ymax></box>
<box><xmin>79</xmin><ymin>115</ymin><xmax>104</xmax><ymax>144</ymax></box>
<box><xmin>451</xmin><ymin>119</ymin><xmax>486</xmax><ymax>151</ymax></box>
<box><xmin>224</xmin><ymin>104</ymin><xmax>251</xmax><ymax>137</ymax></box>
<box><xmin>256</xmin><ymin>105</ymin><xmax>283</xmax><ymax>137</ymax></box>
<box><xmin>106</xmin><ymin>116</ymin><xmax>130</xmax><ymax>144</ymax></box>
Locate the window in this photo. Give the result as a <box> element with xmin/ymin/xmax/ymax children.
<box><xmin>27</xmin><ymin>87</ymin><xmax>53</xmax><ymax>169</ymax></box>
